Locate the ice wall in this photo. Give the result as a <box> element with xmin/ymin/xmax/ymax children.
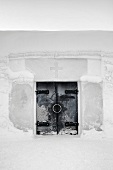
<box><xmin>0</xmin><ymin>57</ymin><xmax>9</xmax><ymax>130</ymax></box>
<box><xmin>9</xmin><ymin>84</ymin><xmax>33</xmax><ymax>130</ymax></box>
<box><xmin>8</xmin><ymin>59</ymin><xmax>34</xmax><ymax>131</ymax></box>
<box><xmin>1</xmin><ymin>53</ymin><xmax>113</xmax><ymax>138</ymax></box>
<box><xmin>82</xmin><ymin>82</ymin><xmax>103</xmax><ymax>131</ymax></box>
<box><xmin>103</xmin><ymin>57</ymin><xmax>113</xmax><ymax>137</ymax></box>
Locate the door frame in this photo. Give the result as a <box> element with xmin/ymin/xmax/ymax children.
<box><xmin>33</xmin><ymin>81</ymin><xmax>81</xmax><ymax>136</ymax></box>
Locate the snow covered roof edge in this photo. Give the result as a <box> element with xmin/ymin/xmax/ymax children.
<box><xmin>8</xmin><ymin>51</ymin><xmax>113</xmax><ymax>60</ymax></box>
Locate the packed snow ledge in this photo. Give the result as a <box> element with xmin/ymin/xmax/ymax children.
<box><xmin>80</xmin><ymin>75</ymin><xmax>102</xmax><ymax>83</ymax></box>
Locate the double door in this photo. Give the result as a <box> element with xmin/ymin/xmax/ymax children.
<box><xmin>36</xmin><ymin>82</ymin><xmax>78</xmax><ymax>135</ymax></box>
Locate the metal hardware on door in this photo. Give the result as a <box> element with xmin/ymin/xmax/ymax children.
<box><xmin>65</xmin><ymin>122</ymin><xmax>78</xmax><ymax>126</ymax></box>
<box><xmin>36</xmin><ymin>121</ymin><xmax>49</xmax><ymax>127</ymax></box>
<box><xmin>35</xmin><ymin>90</ymin><xmax>49</xmax><ymax>94</ymax></box>
<box><xmin>65</xmin><ymin>90</ymin><xmax>79</xmax><ymax>94</ymax></box>
<box><xmin>52</xmin><ymin>104</ymin><xmax>62</xmax><ymax>113</ymax></box>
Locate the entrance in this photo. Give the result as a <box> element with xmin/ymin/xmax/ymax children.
<box><xmin>36</xmin><ymin>82</ymin><xmax>79</xmax><ymax>135</ymax></box>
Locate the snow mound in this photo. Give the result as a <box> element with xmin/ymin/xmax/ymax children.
<box><xmin>0</xmin><ymin>117</ymin><xmax>33</xmax><ymax>140</ymax></box>
<box><xmin>81</xmin><ymin>129</ymin><xmax>104</xmax><ymax>139</ymax></box>
<box><xmin>104</xmin><ymin>121</ymin><xmax>113</xmax><ymax>139</ymax></box>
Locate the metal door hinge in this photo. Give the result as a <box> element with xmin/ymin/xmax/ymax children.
<box><xmin>35</xmin><ymin>90</ymin><xmax>49</xmax><ymax>94</ymax></box>
<box><xmin>65</xmin><ymin>89</ymin><xmax>79</xmax><ymax>94</ymax></box>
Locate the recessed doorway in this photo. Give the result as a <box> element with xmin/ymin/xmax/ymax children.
<box><xmin>36</xmin><ymin>82</ymin><xmax>79</xmax><ymax>135</ymax></box>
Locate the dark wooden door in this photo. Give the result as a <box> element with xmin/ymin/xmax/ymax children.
<box><xmin>36</xmin><ymin>82</ymin><xmax>78</xmax><ymax>135</ymax></box>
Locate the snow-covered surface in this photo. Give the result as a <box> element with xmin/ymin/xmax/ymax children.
<box><xmin>0</xmin><ymin>129</ymin><xmax>113</xmax><ymax>170</ymax></box>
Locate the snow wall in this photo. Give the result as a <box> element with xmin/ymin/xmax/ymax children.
<box><xmin>0</xmin><ymin>54</ymin><xmax>113</xmax><ymax>138</ymax></box>
<box><xmin>0</xmin><ymin>56</ymin><xmax>99</xmax><ymax>132</ymax></box>
<box><xmin>0</xmin><ymin>31</ymin><xmax>113</xmax><ymax>138</ymax></box>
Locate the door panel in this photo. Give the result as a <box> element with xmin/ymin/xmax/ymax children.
<box><xmin>57</xmin><ymin>83</ymin><xmax>78</xmax><ymax>135</ymax></box>
<box><xmin>36</xmin><ymin>82</ymin><xmax>78</xmax><ymax>135</ymax></box>
<box><xmin>36</xmin><ymin>82</ymin><xmax>57</xmax><ymax>134</ymax></box>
